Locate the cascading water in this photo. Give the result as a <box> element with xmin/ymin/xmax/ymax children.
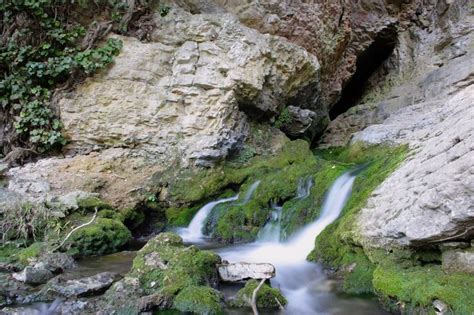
<box><xmin>257</xmin><ymin>203</ymin><xmax>282</xmax><ymax>243</ymax></box>
<box><xmin>178</xmin><ymin>180</ymin><xmax>260</xmax><ymax>243</ymax></box>
<box><xmin>179</xmin><ymin>195</ymin><xmax>238</xmax><ymax>242</ymax></box>
<box><xmin>241</xmin><ymin>180</ymin><xmax>261</xmax><ymax>204</ymax></box>
<box><xmin>296</xmin><ymin>176</ymin><xmax>314</xmax><ymax>199</ymax></box>
<box><xmin>218</xmin><ymin>171</ymin><xmax>359</xmax><ymax>314</ymax></box>
<box><xmin>257</xmin><ymin>176</ymin><xmax>313</xmax><ymax>243</ymax></box>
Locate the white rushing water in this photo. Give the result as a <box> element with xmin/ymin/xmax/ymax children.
<box><xmin>179</xmin><ymin>195</ymin><xmax>238</xmax><ymax>242</ymax></box>
<box><xmin>241</xmin><ymin>180</ymin><xmax>261</xmax><ymax>204</ymax></box>
<box><xmin>179</xmin><ymin>180</ymin><xmax>260</xmax><ymax>242</ymax></box>
<box><xmin>257</xmin><ymin>203</ymin><xmax>282</xmax><ymax>243</ymax></box>
<box><xmin>218</xmin><ymin>171</ymin><xmax>357</xmax><ymax>314</ymax></box>
<box><xmin>296</xmin><ymin>176</ymin><xmax>314</xmax><ymax>199</ymax></box>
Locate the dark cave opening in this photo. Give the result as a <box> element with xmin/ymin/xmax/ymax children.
<box><xmin>329</xmin><ymin>27</ymin><xmax>398</xmax><ymax>120</ymax></box>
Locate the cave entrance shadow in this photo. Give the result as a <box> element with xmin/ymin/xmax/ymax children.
<box><xmin>329</xmin><ymin>26</ymin><xmax>398</xmax><ymax>120</ymax></box>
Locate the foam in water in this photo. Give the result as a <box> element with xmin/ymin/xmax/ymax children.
<box><xmin>179</xmin><ymin>195</ymin><xmax>238</xmax><ymax>242</ymax></box>
<box><xmin>218</xmin><ymin>171</ymin><xmax>356</xmax><ymax>314</ymax></box>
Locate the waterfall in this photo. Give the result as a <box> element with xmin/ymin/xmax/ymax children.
<box><xmin>296</xmin><ymin>176</ymin><xmax>313</xmax><ymax>199</ymax></box>
<box><xmin>257</xmin><ymin>204</ymin><xmax>282</xmax><ymax>242</ymax></box>
<box><xmin>257</xmin><ymin>176</ymin><xmax>314</xmax><ymax>243</ymax></box>
<box><xmin>179</xmin><ymin>195</ymin><xmax>238</xmax><ymax>242</ymax></box>
<box><xmin>217</xmin><ymin>171</ymin><xmax>357</xmax><ymax>314</ymax></box>
<box><xmin>285</xmin><ymin>172</ymin><xmax>355</xmax><ymax>259</ymax></box>
<box><xmin>241</xmin><ymin>180</ymin><xmax>260</xmax><ymax>204</ymax></box>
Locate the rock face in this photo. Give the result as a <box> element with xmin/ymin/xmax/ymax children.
<box><xmin>307</xmin><ymin>0</ymin><xmax>474</xmax><ymax>250</ymax></box>
<box><xmin>60</xmin><ymin>7</ymin><xmax>320</xmax><ymax>168</ymax></box>
<box><xmin>3</xmin><ymin>1</ymin><xmax>321</xmax><ymax>208</ymax></box>
<box><xmin>355</xmin><ymin>84</ymin><xmax>474</xmax><ymax>247</ymax></box>
<box><xmin>217</xmin><ymin>262</ymin><xmax>275</xmax><ymax>282</ymax></box>
<box><xmin>442</xmin><ymin>249</ymin><xmax>474</xmax><ymax>274</ymax></box>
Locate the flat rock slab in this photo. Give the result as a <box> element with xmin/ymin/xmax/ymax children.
<box><xmin>48</xmin><ymin>272</ymin><xmax>120</xmax><ymax>298</ymax></box>
<box><xmin>217</xmin><ymin>262</ymin><xmax>275</xmax><ymax>282</ymax></box>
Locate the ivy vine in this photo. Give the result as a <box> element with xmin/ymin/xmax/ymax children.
<box><xmin>0</xmin><ymin>0</ymin><xmax>125</xmax><ymax>156</ymax></box>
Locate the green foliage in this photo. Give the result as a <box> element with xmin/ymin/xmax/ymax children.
<box><xmin>0</xmin><ymin>202</ymin><xmax>55</xmax><ymax>243</ymax></box>
<box><xmin>159</xmin><ymin>4</ymin><xmax>171</xmax><ymax>17</ymax></box>
<box><xmin>232</xmin><ymin>279</ymin><xmax>287</xmax><ymax>309</ymax></box>
<box><xmin>0</xmin><ymin>1</ymin><xmax>122</xmax><ymax>153</ymax></box>
<box><xmin>274</xmin><ymin>107</ymin><xmax>291</xmax><ymax>129</ymax></box>
<box><xmin>229</xmin><ymin>145</ymin><xmax>257</xmax><ymax>164</ymax></box>
<box><xmin>174</xmin><ymin>286</ymin><xmax>223</xmax><ymax>314</ymax></box>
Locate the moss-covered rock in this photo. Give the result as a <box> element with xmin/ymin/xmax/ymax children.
<box><xmin>310</xmin><ymin>144</ymin><xmax>408</xmax><ymax>296</ymax></box>
<box><xmin>174</xmin><ymin>285</ymin><xmax>223</xmax><ymax>314</ymax></box>
<box><xmin>16</xmin><ymin>242</ymin><xmax>45</xmax><ymax>265</ymax></box>
<box><xmin>372</xmin><ymin>262</ymin><xmax>474</xmax><ymax>314</ymax></box>
<box><xmin>232</xmin><ymin>279</ymin><xmax>287</xmax><ymax>309</ymax></box>
<box><xmin>77</xmin><ymin>197</ymin><xmax>112</xmax><ymax>212</ymax></box>
<box><xmin>130</xmin><ymin>232</ymin><xmax>221</xmax><ymax>296</ymax></box>
<box><xmin>65</xmin><ymin>218</ymin><xmax>131</xmax><ymax>257</ymax></box>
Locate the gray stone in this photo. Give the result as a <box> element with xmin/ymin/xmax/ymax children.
<box><xmin>12</xmin><ymin>262</ymin><xmax>54</xmax><ymax>285</ymax></box>
<box><xmin>217</xmin><ymin>262</ymin><xmax>275</xmax><ymax>282</ymax></box>
<box><xmin>433</xmin><ymin>299</ymin><xmax>449</xmax><ymax>315</ymax></box>
<box><xmin>280</xmin><ymin>106</ymin><xmax>318</xmax><ymax>138</ymax></box>
<box><xmin>442</xmin><ymin>249</ymin><xmax>474</xmax><ymax>274</ymax></box>
<box><xmin>46</xmin><ymin>272</ymin><xmax>120</xmax><ymax>298</ymax></box>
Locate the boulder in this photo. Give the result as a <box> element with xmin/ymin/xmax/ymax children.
<box><xmin>279</xmin><ymin>106</ymin><xmax>322</xmax><ymax>138</ymax></box>
<box><xmin>12</xmin><ymin>262</ymin><xmax>54</xmax><ymax>285</ymax></box>
<box><xmin>46</xmin><ymin>272</ymin><xmax>120</xmax><ymax>298</ymax></box>
<box><xmin>217</xmin><ymin>262</ymin><xmax>275</xmax><ymax>282</ymax></box>
<box><xmin>442</xmin><ymin>249</ymin><xmax>474</xmax><ymax>274</ymax></box>
<box><xmin>231</xmin><ymin>279</ymin><xmax>287</xmax><ymax>309</ymax></box>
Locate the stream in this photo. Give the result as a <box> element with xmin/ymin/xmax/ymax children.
<box><xmin>50</xmin><ymin>171</ymin><xmax>388</xmax><ymax>314</ymax></box>
<box><xmin>174</xmin><ymin>171</ymin><xmax>389</xmax><ymax>314</ymax></box>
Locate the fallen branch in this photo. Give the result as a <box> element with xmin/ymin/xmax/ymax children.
<box><xmin>53</xmin><ymin>208</ymin><xmax>98</xmax><ymax>251</ymax></box>
<box><xmin>250</xmin><ymin>278</ymin><xmax>266</xmax><ymax>315</ymax></box>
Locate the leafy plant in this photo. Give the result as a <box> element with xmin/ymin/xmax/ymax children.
<box><xmin>274</xmin><ymin>107</ymin><xmax>292</xmax><ymax>129</ymax></box>
<box><xmin>0</xmin><ymin>1</ymin><xmax>123</xmax><ymax>155</ymax></box>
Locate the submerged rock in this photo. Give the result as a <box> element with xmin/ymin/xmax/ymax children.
<box><xmin>217</xmin><ymin>262</ymin><xmax>275</xmax><ymax>282</ymax></box>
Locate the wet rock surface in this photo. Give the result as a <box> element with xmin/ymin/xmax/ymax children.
<box><xmin>217</xmin><ymin>262</ymin><xmax>275</xmax><ymax>282</ymax></box>
<box><xmin>43</xmin><ymin>272</ymin><xmax>120</xmax><ymax>298</ymax></box>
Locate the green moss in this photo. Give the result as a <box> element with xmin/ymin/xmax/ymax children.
<box><xmin>373</xmin><ymin>264</ymin><xmax>474</xmax><ymax>314</ymax></box>
<box><xmin>16</xmin><ymin>242</ymin><xmax>45</xmax><ymax>265</ymax></box>
<box><xmin>118</xmin><ymin>207</ymin><xmax>145</xmax><ymax>230</ymax></box>
<box><xmin>312</xmin><ymin>144</ymin><xmax>408</xmax><ymax>292</ymax></box>
<box><xmin>173</xmin><ymin>285</ymin><xmax>223</xmax><ymax>314</ymax></box>
<box><xmin>131</xmin><ymin>232</ymin><xmax>220</xmax><ymax>296</ymax></box>
<box><xmin>77</xmin><ymin>197</ymin><xmax>112</xmax><ymax>212</ymax></box>
<box><xmin>0</xmin><ymin>243</ymin><xmax>21</xmax><ymax>263</ymax></box>
<box><xmin>166</xmin><ymin>205</ymin><xmax>201</xmax><ymax>227</ymax></box>
<box><xmin>65</xmin><ymin>218</ymin><xmax>131</xmax><ymax>256</ymax></box>
<box><xmin>232</xmin><ymin>280</ymin><xmax>287</xmax><ymax>309</ymax></box>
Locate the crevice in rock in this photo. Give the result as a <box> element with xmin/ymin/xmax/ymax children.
<box><xmin>329</xmin><ymin>26</ymin><xmax>398</xmax><ymax>120</ymax></box>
